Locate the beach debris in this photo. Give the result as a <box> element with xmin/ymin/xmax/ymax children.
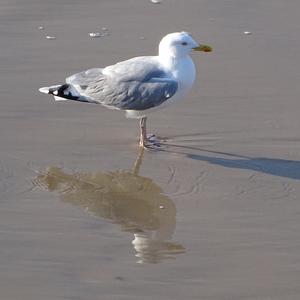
<box><xmin>244</xmin><ymin>31</ymin><xmax>252</xmax><ymax>35</ymax></box>
<box><xmin>151</xmin><ymin>0</ymin><xmax>161</xmax><ymax>3</ymax></box>
<box><xmin>159</xmin><ymin>205</ymin><xmax>165</xmax><ymax>209</ymax></box>
<box><xmin>38</xmin><ymin>26</ymin><xmax>45</xmax><ymax>30</ymax></box>
<box><xmin>139</xmin><ymin>36</ymin><xmax>145</xmax><ymax>40</ymax></box>
<box><xmin>89</xmin><ymin>32</ymin><xmax>102</xmax><ymax>38</ymax></box>
<box><xmin>114</xmin><ymin>276</ymin><xmax>124</xmax><ymax>281</ymax></box>
<box><xmin>45</xmin><ymin>35</ymin><xmax>56</xmax><ymax>40</ymax></box>
<box><xmin>101</xmin><ymin>27</ymin><xmax>109</xmax><ymax>36</ymax></box>
<box><xmin>89</xmin><ymin>28</ymin><xmax>110</xmax><ymax>38</ymax></box>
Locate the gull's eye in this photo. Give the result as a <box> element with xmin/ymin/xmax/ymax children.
<box><xmin>181</xmin><ymin>42</ymin><xmax>188</xmax><ymax>46</ymax></box>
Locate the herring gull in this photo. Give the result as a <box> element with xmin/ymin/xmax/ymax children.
<box><xmin>39</xmin><ymin>32</ymin><xmax>212</xmax><ymax>148</ymax></box>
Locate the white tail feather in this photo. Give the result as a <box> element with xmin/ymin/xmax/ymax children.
<box><xmin>39</xmin><ymin>85</ymin><xmax>61</xmax><ymax>94</ymax></box>
<box><xmin>54</xmin><ymin>96</ymin><xmax>68</xmax><ymax>101</ymax></box>
<box><xmin>39</xmin><ymin>87</ymin><xmax>49</xmax><ymax>94</ymax></box>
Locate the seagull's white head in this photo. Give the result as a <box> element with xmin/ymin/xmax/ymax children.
<box><xmin>158</xmin><ymin>32</ymin><xmax>212</xmax><ymax>59</ymax></box>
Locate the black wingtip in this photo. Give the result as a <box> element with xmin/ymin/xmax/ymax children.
<box><xmin>48</xmin><ymin>84</ymin><xmax>79</xmax><ymax>100</ymax></box>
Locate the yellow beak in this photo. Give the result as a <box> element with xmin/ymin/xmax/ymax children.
<box><xmin>193</xmin><ymin>44</ymin><xmax>213</xmax><ymax>52</ymax></box>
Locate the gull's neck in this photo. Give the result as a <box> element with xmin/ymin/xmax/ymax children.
<box><xmin>158</xmin><ymin>52</ymin><xmax>189</xmax><ymax>69</ymax></box>
<box><xmin>158</xmin><ymin>52</ymin><xmax>196</xmax><ymax>92</ymax></box>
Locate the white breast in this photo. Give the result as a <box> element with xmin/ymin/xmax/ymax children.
<box><xmin>159</xmin><ymin>55</ymin><xmax>196</xmax><ymax>106</ymax></box>
<box><xmin>172</xmin><ymin>57</ymin><xmax>196</xmax><ymax>89</ymax></box>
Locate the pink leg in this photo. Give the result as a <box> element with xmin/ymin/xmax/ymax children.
<box><xmin>139</xmin><ymin>117</ymin><xmax>147</xmax><ymax>147</ymax></box>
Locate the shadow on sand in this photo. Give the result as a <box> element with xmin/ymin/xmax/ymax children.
<box><xmin>160</xmin><ymin>143</ymin><xmax>300</xmax><ymax>180</ymax></box>
<box><xmin>33</xmin><ymin>148</ymin><xmax>185</xmax><ymax>264</ymax></box>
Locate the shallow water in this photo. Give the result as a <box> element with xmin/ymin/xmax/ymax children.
<box><xmin>1</xmin><ymin>0</ymin><xmax>300</xmax><ymax>299</ymax></box>
<box><xmin>33</xmin><ymin>149</ymin><xmax>185</xmax><ymax>264</ymax></box>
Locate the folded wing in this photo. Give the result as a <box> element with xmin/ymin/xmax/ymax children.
<box><xmin>65</xmin><ymin>57</ymin><xmax>178</xmax><ymax>111</ymax></box>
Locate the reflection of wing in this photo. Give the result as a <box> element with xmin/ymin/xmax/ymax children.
<box><xmin>34</xmin><ymin>150</ymin><xmax>185</xmax><ymax>263</ymax></box>
<box><xmin>36</xmin><ymin>166</ymin><xmax>176</xmax><ymax>234</ymax></box>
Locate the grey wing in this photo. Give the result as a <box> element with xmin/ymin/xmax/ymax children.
<box><xmin>65</xmin><ymin>58</ymin><xmax>178</xmax><ymax>110</ymax></box>
<box><xmin>102</xmin><ymin>56</ymin><xmax>166</xmax><ymax>82</ymax></box>
<box><xmin>65</xmin><ymin>57</ymin><xmax>160</xmax><ymax>86</ymax></box>
<box><xmin>66</xmin><ymin>68</ymin><xmax>103</xmax><ymax>89</ymax></box>
<box><xmin>85</xmin><ymin>76</ymin><xmax>178</xmax><ymax>110</ymax></box>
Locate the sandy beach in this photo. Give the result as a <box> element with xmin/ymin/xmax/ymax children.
<box><xmin>1</xmin><ymin>0</ymin><xmax>300</xmax><ymax>299</ymax></box>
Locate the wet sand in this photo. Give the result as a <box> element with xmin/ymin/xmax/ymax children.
<box><xmin>1</xmin><ymin>0</ymin><xmax>300</xmax><ymax>299</ymax></box>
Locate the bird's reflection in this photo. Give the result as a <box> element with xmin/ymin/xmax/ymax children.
<box><xmin>34</xmin><ymin>149</ymin><xmax>185</xmax><ymax>263</ymax></box>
